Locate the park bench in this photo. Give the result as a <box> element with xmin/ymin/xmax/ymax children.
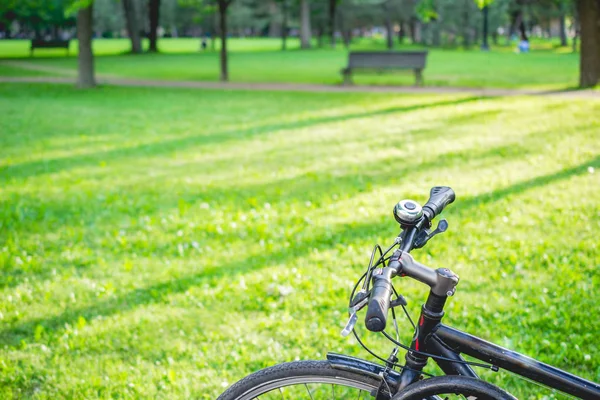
<box><xmin>341</xmin><ymin>51</ymin><xmax>428</xmax><ymax>86</ymax></box>
<box><xmin>30</xmin><ymin>39</ymin><xmax>70</xmax><ymax>56</ymax></box>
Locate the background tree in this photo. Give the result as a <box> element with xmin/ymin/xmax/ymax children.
<box><xmin>122</xmin><ymin>0</ymin><xmax>142</xmax><ymax>53</ymax></box>
<box><xmin>70</xmin><ymin>0</ymin><xmax>96</xmax><ymax>88</ymax></box>
<box><xmin>478</xmin><ymin>0</ymin><xmax>491</xmax><ymax>50</ymax></box>
<box><xmin>300</xmin><ymin>0</ymin><xmax>311</xmax><ymax>48</ymax></box>
<box><xmin>148</xmin><ymin>0</ymin><xmax>161</xmax><ymax>51</ymax></box>
<box><xmin>577</xmin><ymin>0</ymin><xmax>600</xmax><ymax>87</ymax></box>
<box><xmin>383</xmin><ymin>0</ymin><xmax>394</xmax><ymax>49</ymax></box>
<box><xmin>327</xmin><ymin>0</ymin><xmax>339</xmax><ymax>47</ymax></box>
<box><xmin>280</xmin><ymin>0</ymin><xmax>289</xmax><ymax>50</ymax></box>
<box><xmin>217</xmin><ymin>0</ymin><xmax>234</xmax><ymax>81</ymax></box>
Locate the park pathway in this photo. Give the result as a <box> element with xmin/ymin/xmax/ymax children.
<box><xmin>0</xmin><ymin>66</ymin><xmax>598</xmax><ymax>98</ymax></box>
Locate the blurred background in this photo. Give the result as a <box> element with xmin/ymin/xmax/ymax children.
<box><xmin>0</xmin><ymin>0</ymin><xmax>599</xmax><ymax>399</ymax></box>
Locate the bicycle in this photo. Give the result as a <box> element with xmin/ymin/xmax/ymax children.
<box><xmin>217</xmin><ymin>187</ymin><xmax>600</xmax><ymax>399</ymax></box>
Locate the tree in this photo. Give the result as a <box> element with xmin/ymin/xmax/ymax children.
<box><xmin>577</xmin><ymin>0</ymin><xmax>600</xmax><ymax>87</ymax></box>
<box><xmin>508</xmin><ymin>1</ymin><xmax>528</xmax><ymax>41</ymax></box>
<box><xmin>383</xmin><ymin>0</ymin><xmax>394</xmax><ymax>49</ymax></box>
<box><xmin>558</xmin><ymin>1</ymin><xmax>568</xmax><ymax>46</ymax></box>
<box><xmin>217</xmin><ymin>0</ymin><xmax>234</xmax><ymax>81</ymax></box>
<box><xmin>481</xmin><ymin>4</ymin><xmax>489</xmax><ymax>49</ymax></box>
<box><xmin>476</xmin><ymin>0</ymin><xmax>492</xmax><ymax>50</ymax></box>
<box><xmin>148</xmin><ymin>0</ymin><xmax>161</xmax><ymax>52</ymax></box>
<box><xmin>327</xmin><ymin>0</ymin><xmax>338</xmax><ymax>48</ymax></box>
<box><xmin>76</xmin><ymin>2</ymin><xmax>96</xmax><ymax>88</ymax></box>
<box><xmin>122</xmin><ymin>0</ymin><xmax>142</xmax><ymax>53</ymax></box>
<box><xmin>300</xmin><ymin>0</ymin><xmax>311</xmax><ymax>48</ymax></box>
<box><xmin>281</xmin><ymin>0</ymin><xmax>288</xmax><ymax>50</ymax></box>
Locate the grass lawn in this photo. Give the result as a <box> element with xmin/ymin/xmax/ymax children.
<box><xmin>0</xmin><ymin>64</ymin><xmax>54</xmax><ymax>77</ymax></box>
<box><xmin>0</xmin><ymin>38</ymin><xmax>580</xmax><ymax>89</ymax></box>
<box><xmin>0</xmin><ymin>83</ymin><xmax>599</xmax><ymax>399</ymax></box>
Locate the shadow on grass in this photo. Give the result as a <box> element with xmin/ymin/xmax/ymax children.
<box><xmin>0</xmin><ymin>137</ymin><xmax>521</xmax><ymax>290</ymax></box>
<box><xmin>0</xmin><ymin>96</ymin><xmax>485</xmax><ymax>182</ymax></box>
<box><xmin>1</xmin><ymin>154</ymin><xmax>598</xmax><ymax>347</ymax></box>
<box><xmin>0</xmin><ymin>121</ymin><xmax>589</xmax><ymax>290</ymax></box>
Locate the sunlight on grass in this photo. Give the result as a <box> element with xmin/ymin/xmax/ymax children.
<box><xmin>0</xmin><ymin>83</ymin><xmax>599</xmax><ymax>399</ymax></box>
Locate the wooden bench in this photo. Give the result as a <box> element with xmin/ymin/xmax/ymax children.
<box><xmin>30</xmin><ymin>40</ymin><xmax>70</xmax><ymax>56</ymax></box>
<box><xmin>341</xmin><ymin>51</ymin><xmax>428</xmax><ymax>86</ymax></box>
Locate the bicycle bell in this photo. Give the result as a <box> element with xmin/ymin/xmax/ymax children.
<box><xmin>394</xmin><ymin>199</ymin><xmax>423</xmax><ymax>226</ymax></box>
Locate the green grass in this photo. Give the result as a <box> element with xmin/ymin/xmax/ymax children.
<box><xmin>0</xmin><ymin>83</ymin><xmax>599</xmax><ymax>399</ymax></box>
<box><xmin>0</xmin><ymin>64</ymin><xmax>53</xmax><ymax>77</ymax></box>
<box><xmin>0</xmin><ymin>38</ymin><xmax>580</xmax><ymax>89</ymax></box>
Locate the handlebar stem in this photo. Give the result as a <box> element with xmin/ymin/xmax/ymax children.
<box><xmin>388</xmin><ymin>251</ymin><xmax>460</xmax><ymax>297</ymax></box>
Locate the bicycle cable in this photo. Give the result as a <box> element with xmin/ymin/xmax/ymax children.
<box><xmin>348</xmin><ymin>242</ymin><xmax>499</xmax><ymax>374</ymax></box>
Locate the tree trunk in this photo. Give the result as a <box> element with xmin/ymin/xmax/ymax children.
<box><xmin>481</xmin><ymin>5</ymin><xmax>489</xmax><ymax>50</ymax></box>
<box><xmin>300</xmin><ymin>0</ymin><xmax>311</xmax><ymax>49</ymax></box>
<box><xmin>519</xmin><ymin>16</ymin><xmax>528</xmax><ymax>41</ymax></box>
<box><xmin>77</xmin><ymin>4</ymin><xmax>95</xmax><ymax>88</ymax></box>
<box><xmin>577</xmin><ymin>0</ymin><xmax>600</xmax><ymax>87</ymax></box>
<box><xmin>559</xmin><ymin>3</ymin><xmax>568</xmax><ymax>47</ymax></box>
<box><xmin>462</xmin><ymin>0</ymin><xmax>470</xmax><ymax>48</ymax></box>
<box><xmin>559</xmin><ymin>13</ymin><xmax>567</xmax><ymax>46</ymax></box>
<box><xmin>572</xmin><ymin>6</ymin><xmax>579</xmax><ymax>52</ymax></box>
<box><xmin>212</xmin><ymin>12</ymin><xmax>218</xmax><ymax>51</ymax></box>
<box><xmin>343</xmin><ymin>29</ymin><xmax>352</xmax><ymax>48</ymax></box>
<box><xmin>148</xmin><ymin>0</ymin><xmax>160</xmax><ymax>52</ymax></box>
<box><xmin>381</xmin><ymin>1</ymin><xmax>394</xmax><ymax>50</ymax></box>
<box><xmin>432</xmin><ymin>21</ymin><xmax>441</xmax><ymax>46</ymax></box>
<box><xmin>281</xmin><ymin>0</ymin><xmax>288</xmax><ymax>50</ymax></box>
<box><xmin>338</xmin><ymin>8</ymin><xmax>350</xmax><ymax>48</ymax></box>
<box><xmin>508</xmin><ymin>10</ymin><xmax>521</xmax><ymax>41</ymax></box>
<box><xmin>328</xmin><ymin>0</ymin><xmax>337</xmax><ymax>48</ymax></box>
<box><xmin>410</xmin><ymin>17</ymin><xmax>422</xmax><ymax>44</ymax></box>
<box><xmin>383</xmin><ymin>2</ymin><xmax>393</xmax><ymax>49</ymax></box>
<box><xmin>268</xmin><ymin>1</ymin><xmax>281</xmax><ymax>37</ymax></box>
<box><xmin>398</xmin><ymin>21</ymin><xmax>406</xmax><ymax>44</ymax></box>
<box><xmin>218</xmin><ymin>0</ymin><xmax>231</xmax><ymax>82</ymax></box>
<box><xmin>317</xmin><ymin>25</ymin><xmax>324</xmax><ymax>47</ymax></box>
<box><xmin>122</xmin><ymin>0</ymin><xmax>142</xmax><ymax>53</ymax></box>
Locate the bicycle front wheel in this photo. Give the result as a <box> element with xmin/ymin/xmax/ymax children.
<box><xmin>217</xmin><ymin>360</ymin><xmax>380</xmax><ymax>400</ymax></box>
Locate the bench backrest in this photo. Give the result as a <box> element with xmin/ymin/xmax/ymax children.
<box><xmin>348</xmin><ymin>51</ymin><xmax>428</xmax><ymax>69</ymax></box>
<box><xmin>31</xmin><ymin>40</ymin><xmax>70</xmax><ymax>49</ymax></box>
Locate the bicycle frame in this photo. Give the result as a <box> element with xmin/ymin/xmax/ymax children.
<box><xmin>431</xmin><ymin>324</ymin><xmax>600</xmax><ymax>399</ymax></box>
<box><xmin>328</xmin><ymin>322</ymin><xmax>600</xmax><ymax>399</ymax></box>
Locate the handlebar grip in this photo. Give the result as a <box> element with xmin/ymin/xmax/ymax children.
<box><xmin>422</xmin><ymin>186</ymin><xmax>455</xmax><ymax>221</ymax></box>
<box><xmin>365</xmin><ymin>268</ymin><xmax>393</xmax><ymax>332</ymax></box>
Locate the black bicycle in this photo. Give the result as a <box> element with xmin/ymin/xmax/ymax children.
<box><xmin>217</xmin><ymin>187</ymin><xmax>600</xmax><ymax>400</ymax></box>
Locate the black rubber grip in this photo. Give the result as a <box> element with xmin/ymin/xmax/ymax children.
<box><xmin>422</xmin><ymin>186</ymin><xmax>455</xmax><ymax>221</ymax></box>
<box><xmin>365</xmin><ymin>269</ymin><xmax>393</xmax><ymax>332</ymax></box>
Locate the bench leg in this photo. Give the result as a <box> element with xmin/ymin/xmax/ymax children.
<box><xmin>342</xmin><ymin>70</ymin><xmax>353</xmax><ymax>86</ymax></box>
<box><xmin>415</xmin><ymin>69</ymin><xmax>423</xmax><ymax>87</ymax></box>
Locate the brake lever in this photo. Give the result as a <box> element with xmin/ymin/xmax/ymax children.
<box><xmin>413</xmin><ymin>219</ymin><xmax>448</xmax><ymax>249</ymax></box>
<box><xmin>341</xmin><ymin>290</ymin><xmax>370</xmax><ymax>336</ymax></box>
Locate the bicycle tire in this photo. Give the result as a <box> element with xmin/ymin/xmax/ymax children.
<box><xmin>217</xmin><ymin>360</ymin><xmax>380</xmax><ymax>400</ymax></box>
<box><xmin>392</xmin><ymin>375</ymin><xmax>517</xmax><ymax>400</ymax></box>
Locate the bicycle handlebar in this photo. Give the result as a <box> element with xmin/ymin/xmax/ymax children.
<box><xmin>364</xmin><ymin>186</ymin><xmax>460</xmax><ymax>333</ymax></box>
<box><xmin>364</xmin><ymin>252</ymin><xmax>460</xmax><ymax>332</ymax></box>
<box><xmin>422</xmin><ymin>186</ymin><xmax>455</xmax><ymax>222</ymax></box>
<box><xmin>364</xmin><ymin>268</ymin><xmax>393</xmax><ymax>332</ymax></box>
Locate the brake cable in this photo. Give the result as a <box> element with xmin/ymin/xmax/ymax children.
<box><xmin>348</xmin><ymin>241</ymin><xmax>499</xmax><ymax>374</ymax></box>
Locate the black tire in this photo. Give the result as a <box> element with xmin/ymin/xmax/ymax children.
<box><xmin>217</xmin><ymin>360</ymin><xmax>380</xmax><ymax>400</ymax></box>
<box><xmin>392</xmin><ymin>375</ymin><xmax>517</xmax><ymax>400</ymax></box>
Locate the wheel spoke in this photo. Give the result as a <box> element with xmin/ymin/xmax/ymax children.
<box><xmin>305</xmin><ymin>383</ymin><xmax>314</xmax><ymax>400</ymax></box>
<box><xmin>279</xmin><ymin>387</ymin><xmax>284</xmax><ymax>400</ymax></box>
<box><xmin>357</xmin><ymin>389</ymin><xmax>362</xmax><ymax>400</ymax></box>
